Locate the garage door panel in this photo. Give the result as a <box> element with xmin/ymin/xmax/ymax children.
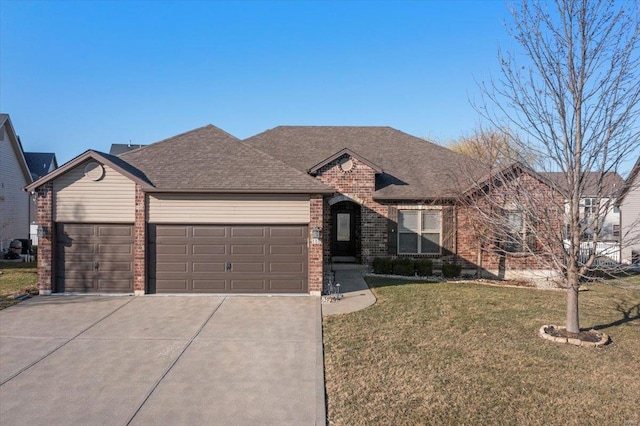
<box><xmin>193</xmin><ymin>262</ymin><xmax>225</xmax><ymax>272</ymax></box>
<box><xmin>98</xmin><ymin>225</ymin><xmax>133</xmax><ymax>237</ymax></box>
<box><xmin>270</xmin><ymin>262</ymin><xmax>304</xmax><ymax>273</ymax></box>
<box><xmin>155</xmin><ymin>244</ymin><xmax>188</xmax><ymax>255</ymax></box>
<box><xmin>231</xmin><ymin>244</ymin><xmax>265</xmax><ymax>255</ymax></box>
<box><xmin>231</xmin><ymin>227</ymin><xmax>265</xmax><ymax>238</ymax></box>
<box><xmin>270</xmin><ymin>279</ymin><xmax>305</xmax><ymax>291</ymax></box>
<box><xmin>192</xmin><ymin>227</ymin><xmax>226</xmax><ymax>237</ymax></box>
<box><xmin>270</xmin><ymin>244</ymin><xmax>304</xmax><ymax>255</ymax></box>
<box><xmin>232</xmin><ymin>262</ymin><xmax>265</xmax><ymax>273</ymax></box>
<box><xmin>192</xmin><ymin>279</ymin><xmax>227</xmax><ymax>290</ymax></box>
<box><xmin>55</xmin><ymin>223</ymin><xmax>134</xmax><ymax>293</ymax></box>
<box><xmin>193</xmin><ymin>244</ymin><xmax>226</xmax><ymax>255</ymax></box>
<box><xmin>270</xmin><ymin>227</ymin><xmax>305</xmax><ymax>238</ymax></box>
<box><xmin>150</xmin><ymin>225</ymin><xmax>307</xmax><ymax>293</ymax></box>
<box><xmin>231</xmin><ymin>279</ymin><xmax>266</xmax><ymax>291</ymax></box>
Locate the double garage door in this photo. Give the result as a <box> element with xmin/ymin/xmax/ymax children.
<box><xmin>55</xmin><ymin>223</ymin><xmax>308</xmax><ymax>294</ymax></box>
<box><xmin>149</xmin><ymin>225</ymin><xmax>308</xmax><ymax>293</ymax></box>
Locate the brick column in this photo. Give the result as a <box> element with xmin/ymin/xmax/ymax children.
<box><xmin>133</xmin><ymin>185</ymin><xmax>146</xmax><ymax>295</ymax></box>
<box><xmin>36</xmin><ymin>183</ymin><xmax>53</xmax><ymax>295</ymax></box>
<box><xmin>308</xmin><ymin>194</ymin><xmax>324</xmax><ymax>295</ymax></box>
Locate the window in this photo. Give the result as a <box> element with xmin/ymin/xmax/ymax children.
<box><xmin>613</xmin><ymin>224</ymin><xmax>620</xmax><ymax>238</ymax></box>
<box><xmin>583</xmin><ymin>198</ymin><xmax>597</xmax><ymax>215</ymax></box>
<box><xmin>398</xmin><ymin>210</ymin><xmax>441</xmax><ymax>254</ymax></box>
<box><xmin>500</xmin><ymin>210</ymin><xmax>536</xmax><ymax>253</ymax></box>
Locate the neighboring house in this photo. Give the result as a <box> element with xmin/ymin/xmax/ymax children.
<box><xmin>26</xmin><ymin>124</ymin><xmax>564</xmax><ymax>295</ymax></box>
<box><xmin>24</xmin><ymin>152</ymin><xmax>58</xmax><ymax>224</ymax></box>
<box><xmin>542</xmin><ymin>171</ymin><xmax>625</xmax><ymax>264</ymax></box>
<box><xmin>109</xmin><ymin>143</ymin><xmax>146</xmax><ymax>155</ymax></box>
<box><xmin>618</xmin><ymin>157</ymin><xmax>640</xmax><ymax>265</ymax></box>
<box><xmin>0</xmin><ymin>114</ymin><xmax>33</xmax><ymax>251</ymax></box>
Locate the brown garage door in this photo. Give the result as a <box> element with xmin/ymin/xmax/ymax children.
<box><xmin>55</xmin><ymin>223</ymin><xmax>134</xmax><ymax>293</ymax></box>
<box><xmin>149</xmin><ymin>225</ymin><xmax>308</xmax><ymax>293</ymax></box>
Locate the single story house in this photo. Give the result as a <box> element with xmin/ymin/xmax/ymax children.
<box><xmin>26</xmin><ymin>124</ymin><xmax>572</xmax><ymax>295</ymax></box>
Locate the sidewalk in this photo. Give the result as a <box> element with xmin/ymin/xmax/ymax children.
<box><xmin>321</xmin><ymin>264</ymin><xmax>377</xmax><ymax>317</ymax></box>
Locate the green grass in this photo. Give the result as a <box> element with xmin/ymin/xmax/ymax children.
<box><xmin>0</xmin><ymin>261</ymin><xmax>38</xmax><ymax>310</ymax></box>
<box><xmin>323</xmin><ymin>276</ymin><xmax>640</xmax><ymax>425</ymax></box>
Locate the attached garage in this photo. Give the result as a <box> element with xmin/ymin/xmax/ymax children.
<box><xmin>55</xmin><ymin>223</ymin><xmax>134</xmax><ymax>293</ymax></box>
<box><xmin>148</xmin><ymin>224</ymin><xmax>308</xmax><ymax>293</ymax></box>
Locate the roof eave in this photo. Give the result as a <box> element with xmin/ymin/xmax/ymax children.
<box><xmin>308</xmin><ymin>147</ymin><xmax>384</xmax><ymax>175</ymax></box>
<box><xmin>143</xmin><ymin>187</ymin><xmax>334</xmax><ymax>194</ymax></box>
<box><xmin>25</xmin><ymin>150</ymin><xmax>153</xmax><ymax>192</ymax></box>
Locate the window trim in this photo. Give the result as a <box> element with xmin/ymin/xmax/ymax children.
<box><xmin>397</xmin><ymin>208</ymin><xmax>443</xmax><ymax>255</ymax></box>
<box><xmin>501</xmin><ymin>209</ymin><xmax>534</xmax><ymax>254</ymax></box>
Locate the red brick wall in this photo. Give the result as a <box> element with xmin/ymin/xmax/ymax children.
<box><xmin>133</xmin><ymin>185</ymin><xmax>146</xmax><ymax>293</ymax></box>
<box><xmin>315</xmin><ymin>156</ymin><xmax>389</xmax><ymax>263</ymax></box>
<box><xmin>308</xmin><ymin>194</ymin><xmax>324</xmax><ymax>293</ymax></box>
<box><xmin>36</xmin><ymin>183</ymin><xmax>53</xmax><ymax>293</ymax></box>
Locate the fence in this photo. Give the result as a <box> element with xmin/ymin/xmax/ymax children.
<box><xmin>564</xmin><ymin>240</ymin><xmax>621</xmax><ymax>266</ymax></box>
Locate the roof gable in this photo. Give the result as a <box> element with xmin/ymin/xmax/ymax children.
<box><xmin>308</xmin><ymin>148</ymin><xmax>383</xmax><ymax>175</ymax></box>
<box><xmin>24</xmin><ymin>152</ymin><xmax>58</xmax><ymax>180</ymax></box>
<box><xmin>617</xmin><ymin>157</ymin><xmax>640</xmax><ymax>203</ymax></box>
<box><xmin>25</xmin><ymin>150</ymin><xmax>152</xmax><ymax>192</ymax></box>
<box><xmin>1</xmin><ymin>114</ymin><xmax>33</xmax><ymax>185</ymax></box>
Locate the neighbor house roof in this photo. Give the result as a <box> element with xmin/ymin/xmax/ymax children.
<box><xmin>118</xmin><ymin>125</ymin><xmax>332</xmax><ymax>193</ymax></box>
<box><xmin>540</xmin><ymin>171</ymin><xmax>625</xmax><ymax>198</ymax></box>
<box><xmin>24</xmin><ymin>152</ymin><xmax>58</xmax><ymax>180</ymax></box>
<box><xmin>109</xmin><ymin>143</ymin><xmax>146</xmax><ymax>156</ymax></box>
<box><xmin>244</xmin><ymin>126</ymin><xmax>479</xmax><ymax>199</ymax></box>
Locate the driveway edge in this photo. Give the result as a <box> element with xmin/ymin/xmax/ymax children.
<box><xmin>315</xmin><ymin>296</ymin><xmax>327</xmax><ymax>425</ymax></box>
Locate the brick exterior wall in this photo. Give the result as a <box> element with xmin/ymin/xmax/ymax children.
<box><xmin>456</xmin><ymin>172</ymin><xmax>565</xmax><ymax>276</ymax></box>
<box><xmin>36</xmin><ymin>182</ymin><xmax>53</xmax><ymax>294</ymax></box>
<box><xmin>315</xmin><ymin>155</ymin><xmax>389</xmax><ymax>263</ymax></box>
<box><xmin>308</xmin><ymin>194</ymin><xmax>324</xmax><ymax>293</ymax></box>
<box><xmin>133</xmin><ymin>185</ymin><xmax>146</xmax><ymax>294</ymax></box>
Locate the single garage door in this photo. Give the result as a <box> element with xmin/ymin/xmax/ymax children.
<box><xmin>149</xmin><ymin>225</ymin><xmax>308</xmax><ymax>293</ymax></box>
<box><xmin>55</xmin><ymin>223</ymin><xmax>134</xmax><ymax>293</ymax></box>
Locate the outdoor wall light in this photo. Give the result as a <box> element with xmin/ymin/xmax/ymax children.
<box><xmin>312</xmin><ymin>226</ymin><xmax>321</xmax><ymax>240</ymax></box>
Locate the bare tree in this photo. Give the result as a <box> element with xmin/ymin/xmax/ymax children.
<box><xmin>447</xmin><ymin>128</ymin><xmax>536</xmax><ymax>167</ymax></box>
<box><xmin>472</xmin><ymin>0</ymin><xmax>640</xmax><ymax>333</ymax></box>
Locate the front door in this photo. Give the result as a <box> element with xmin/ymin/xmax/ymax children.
<box><xmin>332</xmin><ymin>208</ymin><xmax>357</xmax><ymax>258</ymax></box>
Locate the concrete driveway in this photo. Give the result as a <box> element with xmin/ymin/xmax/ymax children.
<box><xmin>0</xmin><ymin>295</ymin><xmax>325</xmax><ymax>425</ymax></box>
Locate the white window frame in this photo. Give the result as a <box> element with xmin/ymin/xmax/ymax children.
<box><xmin>583</xmin><ymin>198</ymin><xmax>597</xmax><ymax>215</ymax></box>
<box><xmin>397</xmin><ymin>208</ymin><xmax>442</xmax><ymax>255</ymax></box>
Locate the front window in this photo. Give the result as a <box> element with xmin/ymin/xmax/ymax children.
<box><xmin>500</xmin><ymin>209</ymin><xmax>536</xmax><ymax>253</ymax></box>
<box><xmin>398</xmin><ymin>210</ymin><xmax>441</xmax><ymax>254</ymax></box>
<box><xmin>584</xmin><ymin>198</ymin><xmax>597</xmax><ymax>215</ymax></box>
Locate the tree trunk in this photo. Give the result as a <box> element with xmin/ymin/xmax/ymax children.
<box><xmin>566</xmin><ymin>269</ymin><xmax>580</xmax><ymax>333</ymax></box>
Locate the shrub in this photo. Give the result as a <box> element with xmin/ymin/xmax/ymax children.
<box><xmin>372</xmin><ymin>257</ymin><xmax>393</xmax><ymax>274</ymax></box>
<box><xmin>415</xmin><ymin>259</ymin><xmax>433</xmax><ymax>276</ymax></box>
<box><xmin>392</xmin><ymin>257</ymin><xmax>415</xmax><ymax>276</ymax></box>
<box><xmin>441</xmin><ymin>263</ymin><xmax>462</xmax><ymax>278</ymax></box>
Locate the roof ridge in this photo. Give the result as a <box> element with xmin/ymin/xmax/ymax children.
<box><xmin>119</xmin><ymin>124</ymin><xmax>237</xmax><ymax>158</ymax></box>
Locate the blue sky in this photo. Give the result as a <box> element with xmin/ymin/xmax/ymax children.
<box><xmin>1</xmin><ymin>0</ymin><xmax>513</xmax><ymax>165</ymax></box>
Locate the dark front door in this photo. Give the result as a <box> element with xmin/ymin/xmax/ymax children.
<box><xmin>332</xmin><ymin>207</ymin><xmax>357</xmax><ymax>258</ymax></box>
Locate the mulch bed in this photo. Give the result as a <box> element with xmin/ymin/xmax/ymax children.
<box><xmin>544</xmin><ymin>325</ymin><xmax>602</xmax><ymax>343</ymax></box>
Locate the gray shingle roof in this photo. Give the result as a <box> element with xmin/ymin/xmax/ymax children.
<box><xmin>24</xmin><ymin>152</ymin><xmax>57</xmax><ymax>180</ymax></box>
<box><xmin>540</xmin><ymin>171</ymin><xmax>625</xmax><ymax>197</ymax></box>
<box><xmin>118</xmin><ymin>125</ymin><xmax>331</xmax><ymax>193</ymax></box>
<box><xmin>109</xmin><ymin>143</ymin><xmax>146</xmax><ymax>156</ymax></box>
<box><xmin>244</xmin><ymin>126</ymin><xmax>478</xmax><ymax>199</ymax></box>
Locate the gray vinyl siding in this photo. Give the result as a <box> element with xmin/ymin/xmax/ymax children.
<box><xmin>148</xmin><ymin>194</ymin><xmax>310</xmax><ymax>224</ymax></box>
<box><xmin>0</xmin><ymin>125</ymin><xmax>31</xmax><ymax>250</ymax></box>
<box><xmin>621</xmin><ymin>181</ymin><xmax>640</xmax><ymax>264</ymax></box>
<box><xmin>53</xmin><ymin>162</ymin><xmax>135</xmax><ymax>222</ymax></box>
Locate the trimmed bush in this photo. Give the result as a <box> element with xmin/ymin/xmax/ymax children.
<box><xmin>415</xmin><ymin>259</ymin><xmax>433</xmax><ymax>276</ymax></box>
<box><xmin>441</xmin><ymin>263</ymin><xmax>462</xmax><ymax>278</ymax></box>
<box><xmin>392</xmin><ymin>257</ymin><xmax>415</xmax><ymax>276</ymax></box>
<box><xmin>372</xmin><ymin>257</ymin><xmax>393</xmax><ymax>274</ymax></box>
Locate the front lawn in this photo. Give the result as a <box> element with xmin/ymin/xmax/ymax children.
<box><xmin>0</xmin><ymin>261</ymin><xmax>38</xmax><ymax>310</ymax></box>
<box><xmin>323</xmin><ymin>276</ymin><xmax>640</xmax><ymax>425</ymax></box>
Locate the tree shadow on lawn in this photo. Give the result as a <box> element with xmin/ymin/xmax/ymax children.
<box><xmin>591</xmin><ymin>301</ymin><xmax>640</xmax><ymax>331</ymax></box>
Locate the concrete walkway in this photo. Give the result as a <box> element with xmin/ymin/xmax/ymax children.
<box><xmin>321</xmin><ymin>264</ymin><xmax>377</xmax><ymax>316</ymax></box>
